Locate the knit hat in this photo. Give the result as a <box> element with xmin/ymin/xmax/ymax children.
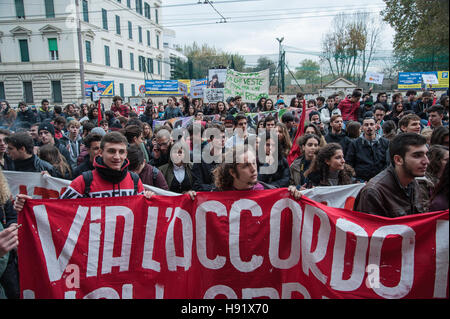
<box><xmin>38</xmin><ymin>122</ymin><xmax>55</xmax><ymax>136</ymax></box>
<box><xmin>91</xmin><ymin>127</ymin><xmax>106</xmax><ymax>137</ymax></box>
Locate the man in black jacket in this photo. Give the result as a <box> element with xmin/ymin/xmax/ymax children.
<box><xmin>345</xmin><ymin>116</ymin><xmax>390</xmax><ymax>182</ymax></box>
<box><xmin>354</xmin><ymin>133</ymin><xmax>429</xmax><ymax>217</ymax></box>
<box><xmin>191</xmin><ymin>124</ymin><xmax>225</xmax><ymax>191</ymax></box>
<box><xmin>325</xmin><ymin>115</ymin><xmax>352</xmax><ymax>156</ymax></box>
<box><xmin>4</xmin><ymin>132</ymin><xmax>58</xmax><ymax>177</ymax></box>
<box><xmin>14</xmin><ymin>102</ymin><xmax>36</xmax><ymax>130</ymax></box>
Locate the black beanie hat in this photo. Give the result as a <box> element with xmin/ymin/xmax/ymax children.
<box><xmin>38</xmin><ymin>122</ymin><xmax>55</xmax><ymax>136</ymax></box>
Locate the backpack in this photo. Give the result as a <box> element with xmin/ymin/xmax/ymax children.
<box><xmin>81</xmin><ymin>170</ymin><xmax>140</xmax><ymax>197</ymax></box>
<box><xmin>151</xmin><ymin>165</ymin><xmax>159</xmax><ymax>186</ymax></box>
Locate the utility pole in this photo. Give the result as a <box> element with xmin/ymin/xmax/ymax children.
<box><xmin>276</xmin><ymin>37</ymin><xmax>284</xmax><ymax>94</ymax></box>
<box><xmin>75</xmin><ymin>0</ymin><xmax>86</xmax><ymax>103</ymax></box>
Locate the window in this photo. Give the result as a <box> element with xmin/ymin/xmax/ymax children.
<box><xmin>135</xmin><ymin>0</ymin><xmax>143</xmax><ymax>15</ymax></box>
<box><xmin>104</xmin><ymin>45</ymin><xmax>110</xmax><ymax>66</ymax></box>
<box><xmin>138</xmin><ymin>26</ymin><xmax>142</xmax><ymax>43</ymax></box>
<box><xmin>127</xmin><ymin>0</ymin><xmax>131</xmax><ymax>8</ymax></box>
<box><xmin>102</xmin><ymin>9</ymin><xmax>108</xmax><ymax>30</ymax></box>
<box><xmin>51</xmin><ymin>80</ymin><xmax>62</xmax><ymax>103</ymax></box>
<box><xmin>144</xmin><ymin>3</ymin><xmax>151</xmax><ymax>19</ymax></box>
<box><xmin>45</xmin><ymin>0</ymin><xmax>55</xmax><ymax>18</ymax></box>
<box><xmin>131</xmin><ymin>84</ymin><xmax>135</xmax><ymax>97</ymax></box>
<box><xmin>118</xmin><ymin>49</ymin><xmax>123</xmax><ymax>68</ymax></box>
<box><xmin>23</xmin><ymin>81</ymin><xmax>33</xmax><ymax>103</ymax></box>
<box><xmin>138</xmin><ymin>56</ymin><xmax>145</xmax><ymax>72</ymax></box>
<box><xmin>19</xmin><ymin>39</ymin><xmax>29</xmax><ymax>62</ymax></box>
<box><xmin>0</xmin><ymin>82</ymin><xmax>5</xmax><ymax>100</ymax></box>
<box><xmin>82</xmin><ymin>0</ymin><xmax>89</xmax><ymax>22</ymax></box>
<box><xmin>119</xmin><ymin>83</ymin><xmax>124</xmax><ymax>98</ymax></box>
<box><xmin>48</xmin><ymin>38</ymin><xmax>58</xmax><ymax>61</ymax></box>
<box><xmin>85</xmin><ymin>41</ymin><xmax>92</xmax><ymax>63</ymax></box>
<box><xmin>156</xmin><ymin>34</ymin><xmax>160</xmax><ymax>50</ymax></box>
<box><xmin>15</xmin><ymin>0</ymin><xmax>25</xmax><ymax>19</ymax></box>
<box><xmin>130</xmin><ymin>52</ymin><xmax>134</xmax><ymax>70</ymax></box>
<box><xmin>147</xmin><ymin>58</ymin><xmax>154</xmax><ymax>74</ymax></box>
<box><xmin>115</xmin><ymin>15</ymin><xmax>121</xmax><ymax>35</ymax></box>
<box><xmin>147</xmin><ymin>30</ymin><xmax>151</xmax><ymax>46</ymax></box>
<box><xmin>155</xmin><ymin>8</ymin><xmax>159</xmax><ymax>24</ymax></box>
<box><xmin>157</xmin><ymin>60</ymin><xmax>161</xmax><ymax>75</ymax></box>
<box><xmin>128</xmin><ymin>21</ymin><xmax>132</xmax><ymax>39</ymax></box>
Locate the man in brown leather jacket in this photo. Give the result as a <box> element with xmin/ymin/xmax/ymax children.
<box><xmin>354</xmin><ymin>133</ymin><xmax>430</xmax><ymax>217</ymax></box>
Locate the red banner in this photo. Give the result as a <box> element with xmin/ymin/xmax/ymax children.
<box><xmin>18</xmin><ymin>189</ymin><xmax>449</xmax><ymax>299</ymax></box>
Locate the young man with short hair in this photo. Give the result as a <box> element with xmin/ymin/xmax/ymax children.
<box><xmin>37</xmin><ymin>99</ymin><xmax>54</xmax><ymax>122</ymax></box>
<box><xmin>354</xmin><ymin>133</ymin><xmax>429</xmax><ymax>217</ymax></box>
<box><xmin>71</xmin><ymin>132</ymin><xmax>102</xmax><ymax>178</ymax></box>
<box><xmin>427</xmin><ymin>105</ymin><xmax>446</xmax><ymax>129</ymax></box>
<box><xmin>345</xmin><ymin>116</ymin><xmax>390</xmax><ymax>182</ymax></box>
<box><xmin>5</xmin><ymin>132</ymin><xmax>58</xmax><ymax>176</ymax></box>
<box><xmin>225</xmin><ymin>113</ymin><xmax>254</xmax><ymax>149</ymax></box>
<box><xmin>399</xmin><ymin>113</ymin><xmax>422</xmax><ymax>134</ymax></box>
<box><xmin>325</xmin><ymin>115</ymin><xmax>351</xmax><ymax>156</ymax></box>
<box><xmin>14</xmin><ymin>132</ymin><xmax>155</xmax><ymax>211</ymax></box>
<box><xmin>111</xmin><ymin>96</ymin><xmax>130</xmax><ymax>118</ymax></box>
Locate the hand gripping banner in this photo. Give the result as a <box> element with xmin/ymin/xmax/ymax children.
<box><xmin>18</xmin><ymin>189</ymin><xmax>449</xmax><ymax>299</ymax></box>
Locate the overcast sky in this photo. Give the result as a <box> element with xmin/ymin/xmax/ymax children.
<box><xmin>161</xmin><ymin>0</ymin><xmax>395</xmax><ymax>71</ymax></box>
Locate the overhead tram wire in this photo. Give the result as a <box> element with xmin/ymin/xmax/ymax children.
<box><xmin>0</xmin><ymin>0</ymin><xmax>261</xmax><ymax>20</ymax></box>
<box><xmin>163</xmin><ymin>9</ymin><xmax>382</xmax><ymax>28</ymax></box>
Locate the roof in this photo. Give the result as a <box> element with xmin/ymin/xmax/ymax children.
<box><xmin>323</xmin><ymin>77</ymin><xmax>357</xmax><ymax>88</ymax></box>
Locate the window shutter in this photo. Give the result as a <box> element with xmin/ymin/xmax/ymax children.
<box><xmin>48</xmin><ymin>38</ymin><xmax>58</xmax><ymax>51</ymax></box>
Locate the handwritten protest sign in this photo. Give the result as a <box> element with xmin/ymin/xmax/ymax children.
<box><xmin>224</xmin><ymin>69</ymin><xmax>269</xmax><ymax>103</ymax></box>
<box><xmin>365</xmin><ymin>72</ymin><xmax>384</xmax><ymax>85</ymax></box>
<box><xmin>203</xmin><ymin>88</ymin><xmax>225</xmax><ymax>103</ymax></box>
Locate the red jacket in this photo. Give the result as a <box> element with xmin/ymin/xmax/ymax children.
<box><xmin>60</xmin><ymin>157</ymin><xmax>144</xmax><ymax>198</ymax></box>
<box><xmin>111</xmin><ymin>104</ymin><xmax>130</xmax><ymax>118</ymax></box>
<box><xmin>338</xmin><ymin>97</ymin><xmax>360</xmax><ymax>121</ymax></box>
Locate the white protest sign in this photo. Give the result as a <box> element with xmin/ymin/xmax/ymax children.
<box><xmin>203</xmin><ymin>88</ymin><xmax>225</xmax><ymax>103</ymax></box>
<box><xmin>365</xmin><ymin>72</ymin><xmax>384</xmax><ymax>85</ymax></box>
<box><xmin>422</xmin><ymin>73</ymin><xmax>439</xmax><ymax>85</ymax></box>
<box><xmin>224</xmin><ymin>68</ymin><xmax>270</xmax><ymax>103</ymax></box>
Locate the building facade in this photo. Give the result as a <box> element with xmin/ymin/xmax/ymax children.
<box><xmin>163</xmin><ymin>28</ymin><xmax>187</xmax><ymax>80</ymax></box>
<box><xmin>0</xmin><ymin>0</ymin><xmax>166</xmax><ymax>107</ymax></box>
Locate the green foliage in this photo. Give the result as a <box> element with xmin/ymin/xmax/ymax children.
<box><xmin>174</xmin><ymin>42</ymin><xmax>246</xmax><ymax>79</ymax></box>
<box><xmin>295</xmin><ymin>59</ymin><xmax>320</xmax><ymax>83</ymax></box>
<box><xmin>381</xmin><ymin>0</ymin><xmax>449</xmax><ymax>71</ymax></box>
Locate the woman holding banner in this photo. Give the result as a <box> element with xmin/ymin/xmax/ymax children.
<box><xmin>303</xmin><ymin>143</ymin><xmax>356</xmax><ymax>188</ymax></box>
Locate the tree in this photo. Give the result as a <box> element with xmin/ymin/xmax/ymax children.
<box><xmin>380</xmin><ymin>0</ymin><xmax>449</xmax><ymax>71</ymax></box>
<box><xmin>321</xmin><ymin>12</ymin><xmax>383</xmax><ymax>82</ymax></box>
<box><xmin>181</xmin><ymin>42</ymin><xmax>246</xmax><ymax>79</ymax></box>
<box><xmin>295</xmin><ymin>59</ymin><xmax>320</xmax><ymax>84</ymax></box>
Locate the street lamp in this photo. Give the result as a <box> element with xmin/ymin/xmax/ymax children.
<box><xmin>276</xmin><ymin>37</ymin><xmax>284</xmax><ymax>93</ymax></box>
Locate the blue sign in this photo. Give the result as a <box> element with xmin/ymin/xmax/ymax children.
<box><xmin>145</xmin><ymin>80</ymin><xmax>179</xmax><ymax>95</ymax></box>
<box><xmin>85</xmin><ymin>81</ymin><xmax>114</xmax><ymax>97</ymax></box>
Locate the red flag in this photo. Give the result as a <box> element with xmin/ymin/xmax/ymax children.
<box><xmin>287</xmin><ymin>99</ymin><xmax>306</xmax><ymax>166</ymax></box>
<box><xmin>97</xmin><ymin>98</ymin><xmax>102</xmax><ymax>126</ymax></box>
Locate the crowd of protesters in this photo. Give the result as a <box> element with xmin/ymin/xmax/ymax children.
<box><xmin>0</xmin><ymin>87</ymin><xmax>449</xmax><ymax>298</ymax></box>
